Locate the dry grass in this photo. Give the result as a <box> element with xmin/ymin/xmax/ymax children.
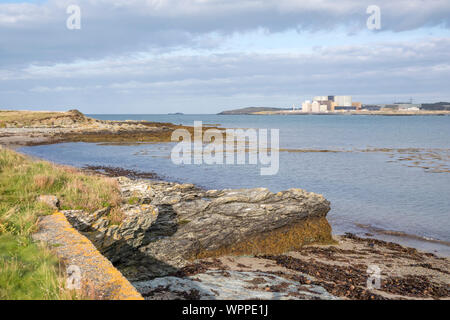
<box><xmin>0</xmin><ymin>109</ymin><xmax>89</xmax><ymax>122</ymax></box>
<box><xmin>0</xmin><ymin>110</ymin><xmax>93</xmax><ymax>128</ymax></box>
<box><xmin>34</xmin><ymin>175</ymin><xmax>55</xmax><ymax>189</ymax></box>
<box><xmin>0</xmin><ymin>149</ymin><xmax>122</xmax><ymax>213</ymax></box>
<box><xmin>0</xmin><ymin>110</ymin><xmax>66</xmax><ymax>122</ymax></box>
<box><xmin>108</xmin><ymin>207</ymin><xmax>125</xmax><ymax>225</ymax></box>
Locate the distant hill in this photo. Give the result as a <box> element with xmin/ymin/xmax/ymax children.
<box><xmin>218</xmin><ymin>107</ymin><xmax>288</xmax><ymax>115</ymax></box>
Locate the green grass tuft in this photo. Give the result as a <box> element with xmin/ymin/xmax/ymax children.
<box><xmin>0</xmin><ymin>234</ymin><xmax>62</xmax><ymax>299</ymax></box>
<box><xmin>0</xmin><ymin>147</ymin><xmax>122</xmax><ymax>299</ymax></box>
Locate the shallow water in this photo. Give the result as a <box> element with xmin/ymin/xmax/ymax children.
<box><xmin>20</xmin><ymin>114</ymin><xmax>450</xmax><ymax>255</ymax></box>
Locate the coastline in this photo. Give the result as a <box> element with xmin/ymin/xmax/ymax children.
<box><xmin>15</xmin><ymin>144</ymin><xmax>450</xmax><ymax>257</ymax></box>
<box><xmin>2</xmin><ymin>111</ymin><xmax>449</xmax><ymax>256</ymax></box>
<box><xmin>2</xmin><ymin>111</ymin><xmax>449</xmax><ymax>257</ymax></box>
<box><xmin>31</xmin><ymin>163</ymin><xmax>450</xmax><ymax>299</ymax></box>
<box><xmin>1</xmin><ymin>110</ymin><xmax>449</xmax><ymax>300</ymax></box>
<box><xmin>0</xmin><ymin>110</ymin><xmax>222</xmax><ymax>149</ymax></box>
<box><xmin>220</xmin><ymin>110</ymin><xmax>450</xmax><ymax>116</ymax></box>
<box><xmin>79</xmin><ymin>164</ymin><xmax>450</xmax><ymax>258</ymax></box>
<box><xmin>13</xmin><ymin>155</ymin><xmax>448</xmax><ymax>300</ymax></box>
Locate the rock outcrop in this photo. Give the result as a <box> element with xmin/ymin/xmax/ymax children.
<box><xmin>62</xmin><ymin>177</ymin><xmax>332</xmax><ymax>280</ymax></box>
<box><xmin>37</xmin><ymin>195</ymin><xmax>60</xmax><ymax>209</ymax></box>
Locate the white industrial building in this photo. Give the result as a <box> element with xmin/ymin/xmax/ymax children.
<box><xmin>302</xmin><ymin>101</ymin><xmax>312</xmax><ymax>113</ymax></box>
<box><xmin>319</xmin><ymin>104</ymin><xmax>328</xmax><ymax>112</ymax></box>
<box><xmin>302</xmin><ymin>95</ymin><xmax>354</xmax><ymax>112</ymax></box>
<box><xmin>334</xmin><ymin>96</ymin><xmax>352</xmax><ymax>107</ymax></box>
<box><xmin>311</xmin><ymin>101</ymin><xmax>320</xmax><ymax>113</ymax></box>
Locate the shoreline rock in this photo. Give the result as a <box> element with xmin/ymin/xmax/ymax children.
<box><xmin>28</xmin><ymin>169</ymin><xmax>450</xmax><ymax>300</ymax></box>
<box><xmin>57</xmin><ymin>175</ymin><xmax>449</xmax><ymax>300</ymax></box>
<box><xmin>63</xmin><ymin>177</ymin><xmax>333</xmax><ymax>280</ymax></box>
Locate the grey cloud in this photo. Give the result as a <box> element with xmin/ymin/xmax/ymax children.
<box><xmin>1</xmin><ymin>37</ymin><xmax>449</xmax><ymax>112</ymax></box>
<box><xmin>1</xmin><ymin>0</ymin><xmax>450</xmax><ymax>66</ymax></box>
<box><xmin>6</xmin><ymin>37</ymin><xmax>449</xmax><ymax>81</ymax></box>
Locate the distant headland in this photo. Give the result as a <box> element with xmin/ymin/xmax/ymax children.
<box><xmin>218</xmin><ymin>101</ymin><xmax>450</xmax><ymax>116</ymax></box>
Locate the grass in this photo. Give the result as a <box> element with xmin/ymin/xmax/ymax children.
<box><xmin>127</xmin><ymin>197</ymin><xmax>140</xmax><ymax>205</ymax></box>
<box><xmin>0</xmin><ymin>110</ymin><xmax>82</xmax><ymax>122</ymax></box>
<box><xmin>0</xmin><ymin>234</ymin><xmax>71</xmax><ymax>299</ymax></box>
<box><xmin>0</xmin><ymin>110</ymin><xmax>63</xmax><ymax>121</ymax></box>
<box><xmin>0</xmin><ymin>109</ymin><xmax>92</xmax><ymax>128</ymax></box>
<box><xmin>0</xmin><ymin>110</ymin><xmax>69</xmax><ymax>126</ymax></box>
<box><xmin>107</xmin><ymin>207</ymin><xmax>125</xmax><ymax>225</ymax></box>
<box><xmin>0</xmin><ymin>147</ymin><xmax>122</xmax><ymax>299</ymax></box>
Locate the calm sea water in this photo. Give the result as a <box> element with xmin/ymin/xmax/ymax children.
<box><xmin>20</xmin><ymin>114</ymin><xmax>450</xmax><ymax>255</ymax></box>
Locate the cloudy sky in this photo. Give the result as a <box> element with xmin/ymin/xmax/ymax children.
<box><xmin>1</xmin><ymin>0</ymin><xmax>450</xmax><ymax>114</ymax></box>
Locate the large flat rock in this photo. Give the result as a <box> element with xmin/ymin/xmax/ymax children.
<box><xmin>63</xmin><ymin>177</ymin><xmax>333</xmax><ymax>280</ymax></box>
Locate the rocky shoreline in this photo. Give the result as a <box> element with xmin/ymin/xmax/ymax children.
<box><xmin>133</xmin><ymin>234</ymin><xmax>450</xmax><ymax>300</ymax></box>
<box><xmin>51</xmin><ymin>174</ymin><xmax>449</xmax><ymax>300</ymax></box>
<box><xmin>0</xmin><ymin>109</ymin><xmax>221</xmax><ymax>148</ymax></box>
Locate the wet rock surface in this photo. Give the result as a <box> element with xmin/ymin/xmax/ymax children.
<box><xmin>83</xmin><ymin>165</ymin><xmax>160</xmax><ymax>180</ymax></box>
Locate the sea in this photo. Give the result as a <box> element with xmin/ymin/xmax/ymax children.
<box><xmin>19</xmin><ymin>114</ymin><xmax>450</xmax><ymax>256</ymax></box>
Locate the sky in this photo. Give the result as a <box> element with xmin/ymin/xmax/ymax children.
<box><xmin>1</xmin><ymin>0</ymin><xmax>450</xmax><ymax>114</ymax></box>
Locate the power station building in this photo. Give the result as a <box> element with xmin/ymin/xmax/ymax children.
<box><xmin>302</xmin><ymin>100</ymin><xmax>312</xmax><ymax>113</ymax></box>
<box><xmin>303</xmin><ymin>95</ymin><xmax>359</xmax><ymax>112</ymax></box>
<box><xmin>334</xmin><ymin>96</ymin><xmax>352</xmax><ymax>107</ymax></box>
